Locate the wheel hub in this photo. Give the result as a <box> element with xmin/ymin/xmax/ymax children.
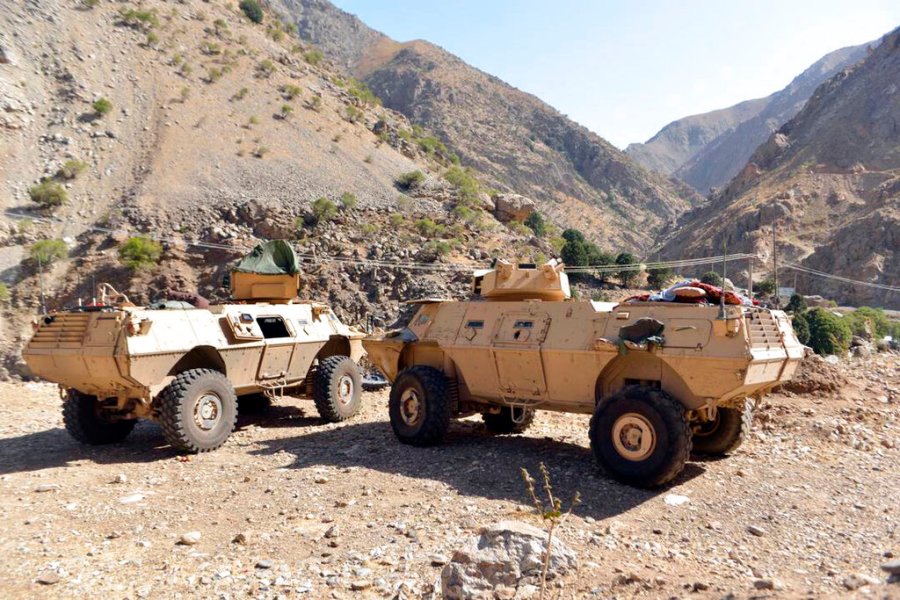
<box><xmin>399</xmin><ymin>389</ymin><xmax>422</xmax><ymax>426</ymax></box>
<box><xmin>337</xmin><ymin>375</ymin><xmax>354</xmax><ymax>406</ymax></box>
<box><xmin>612</xmin><ymin>413</ymin><xmax>656</xmax><ymax>461</ymax></box>
<box><xmin>194</xmin><ymin>393</ymin><xmax>222</xmax><ymax>431</ymax></box>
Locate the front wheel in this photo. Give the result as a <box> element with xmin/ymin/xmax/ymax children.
<box><xmin>63</xmin><ymin>389</ymin><xmax>136</xmax><ymax>445</ymax></box>
<box><xmin>388</xmin><ymin>366</ymin><xmax>451</xmax><ymax>446</ymax></box>
<box><xmin>692</xmin><ymin>401</ymin><xmax>752</xmax><ymax>456</ymax></box>
<box><xmin>156</xmin><ymin>369</ymin><xmax>238</xmax><ymax>453</ymax></box>
<box><xmin>590</xmin><ymin>385</ymin><xmax>691</xmax><ymax>488</ymax></box>
<box><xmin>313</xmin><ymin>356</ymin><xmax>363</xmax><ymax>422</ymax></box>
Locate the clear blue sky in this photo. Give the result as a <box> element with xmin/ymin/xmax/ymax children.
<box><xmin>332</xmin><ymin>0</ymin><xmax>899</xmax><ymax>148</ymax></box>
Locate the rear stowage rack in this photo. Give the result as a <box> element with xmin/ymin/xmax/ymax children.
<box><xmin>29</xmin><ymin>313</ymin><xmax>92</xmax><ymax>349</ymax></box>
<box><xmin>747</xmin><ymin>310</ymin><xmax>781</xmax><ymax>349</ymax></box>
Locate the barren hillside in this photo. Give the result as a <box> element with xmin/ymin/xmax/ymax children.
<box><xmin>270</xmin><ymin>0</ymin><xmax>701</xmax><ymax>251</ymax></box>
<box><xmin>0</xmin><ymin>0</ymin><xmax>559</xmax><ymax>372</ymax></box>
<box><xmin>660</xmin><ymin>28</ymin><xmax>900</xmax><ymax>308</ymax></box>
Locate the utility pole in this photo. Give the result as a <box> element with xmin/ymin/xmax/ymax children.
<box><xmin>37</xmin><ymin>255</ymin><xmax>46</xmax><ymax>315</ymax></box>
<box><xmin>748</xmin><ymin>258</ymin><xmax>754</xmax><ymax>297</ymax></box>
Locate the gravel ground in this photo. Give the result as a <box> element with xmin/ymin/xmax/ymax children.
<box><xmin>0</xmin><ymin>354</ymin><xmax>898</xmax><ymax>599</ymax></box>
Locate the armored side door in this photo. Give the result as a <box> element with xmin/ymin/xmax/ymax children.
<box><xmin>491</xmin><ymin>311</ymin><xmax>550</xmax><ymax>401</ymax></box>
<box><xmin>254</xmin><ymin>314</ymin><xmax>297</xmax><ymax>381</ymax></box>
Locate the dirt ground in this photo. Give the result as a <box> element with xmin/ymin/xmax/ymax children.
<box><xmin>0</xmin><ymin>354</ymin><xmax>898</xmax><ymax>599</ymax></box>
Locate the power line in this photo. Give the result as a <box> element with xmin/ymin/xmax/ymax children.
<box><xmin>6</xmin><ymin>210</ymin><xmax>895</xmax><ymax>293</ymax></box>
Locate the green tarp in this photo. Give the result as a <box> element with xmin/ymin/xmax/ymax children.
<box><xmin>233</xmin><ymin>240</ymin><xmax>300</xmax><ymax>275</ymax></box>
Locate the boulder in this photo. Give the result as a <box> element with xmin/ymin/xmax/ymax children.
<box><xmin>441</xmin><ymin>520</ymin><xmax>577</xmax><ymax>599</ymax></box>
<box><xmin>493</xmin><ymin>194</ymin><xmax>536</xmax><ymax>223</ymax></box>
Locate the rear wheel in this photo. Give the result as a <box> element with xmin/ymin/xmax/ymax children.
<box><xmin>157</xmin><ymin>369</ymin><xmax>237</xmax><ymax>453</ymax></box>
<box><xmin>312</xmin><ymin>356</ymin><xmax>363</xmax><ymax>422</ymax></box>
<box><xmin>482</xmin><ymin>406</ymin><xmax>535</xmax><ymax>434</ymax></box>
<box><xmin>389</xmin><ymin>366</ymin><xmax>451</xmax><ymax>446</ymax></box>
<box><xmin>692</xmin><ymin>401</ymin><xmax>752</xmax><ymax>456</ymax></box>
<box><xmin>63</xmin><ymin>389</ymin><xmax>136</xmax><ymax>445</ymax></box>
<box><xmin>589</xmin><ymin>385</ymin><xmax>691</xmax><ymax>488</ymax></box>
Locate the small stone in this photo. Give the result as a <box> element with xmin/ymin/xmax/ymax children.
<box><xmin>692</xmin><ymin>582</ymin><xmax>709</xmax><ymax>591</ymax></box>
<box><xmin>664</xmin><ymin>494</ymin><xmax>690</xmax><ymax>506</ymax></box>
<box><xmin>350</xmin><ymin>580</ymin><xmax>372</xmax><ymax>591</ymax></box>
<box><xmin>746</xmin><ymin>525</ymin><xmax>766</xmax><ymax>537</ymax></box>
<box><xmin>36</xmin><ymin>572</ymin><xmax>60</xmax><ymax>585</ymax></box>
<box><xmin>232</xmin><ymin>532</ymin><xmax>249</xmax><ymax>545</ymax></box>
<box><xmin>256</xmin><ymin>559</ymin><xmax>273</xmax><ymax>569</ymax></box>
<box><xmin>843</xmin><ymin>574</ymin><xmax>878</xmax><ymax>590</ymax></box>
<box><xmin>882</xmin><ymin>560</ymin><xmax>900</xmax><ymax>575</ymax></box>
<box><xmin>754</xmin><ymin>579</ymin><xmax>774</xmax><ymax>590</ymax></box>
<box><xmin>430</xmin><ymin>554</ymin><xmax>449</xmax><ymax>566</ymax></box>
<box><xmin>35</xmin><ymin>484</ymin><xmax>60</xmax><ymax>493</ymax></box>
<box><xmin>178</xmin><ymin>531</ymin><xmax>201</xmax><ymax>545</ymax></box>
<box><xmin>314</xmin><ymin>476</ymin><xmax>329</xmax><ymax>484</ymax></box>
<box><xmin>119</xmin><ymin>493</ymin><xmax>144</xmax><ymax>504</ymax></box>
<box><xmin>113</xmin><ymin>473</ymin><xmax>127</xmax><ymax>484</ymax></box>
<box><xmin>324</xmin><ymin>525</ymin><xmax>339</xmax><ymax>539</ymax></box>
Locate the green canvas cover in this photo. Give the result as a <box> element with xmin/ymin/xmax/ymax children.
<box><xmin>233</xmin><ymin>240</ymin><xmax>300</xmax><ymax>275</ymax></box>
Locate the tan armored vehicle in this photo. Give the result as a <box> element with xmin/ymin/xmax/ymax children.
<box><xmin>364</xmin><ymin>260</ymin><xmax>803</xmax><ymax>487</ymax></box>
<box><xmin>23</xmin><ymin>241</ymin><xmax>364</xmax><ymax>453</ymax></box>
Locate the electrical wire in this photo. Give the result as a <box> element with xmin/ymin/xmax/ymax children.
<box><xmin>781</xmin><ymin>262</ymin><xmax>899</xmax><ymax>293</ymax></box>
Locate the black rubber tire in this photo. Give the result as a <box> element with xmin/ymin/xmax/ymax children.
<box><xmin>156</xmin><ymin>369</ymin><xmax>237</xmax><ymax>453</ymax></box>
<box><xmin>389</xmin><ymin>366</ymin><xmax>451</xmax><ymax>446</ymax></box>
<box><xmin>589</xmin><ymin>385</ymin><xmax>691</xmax><ymax>488</ymax></box>
<box><xmin>692</xmin><ymin>401</ymin><xmax>752</xmax><ymax>456</ymax></box>
<box><xmin>482</xmin><ymin>407</ymin><xmax>535</xmax><ymax>434</ymax></box>
<box><xmin>63</xmin><ymin>389</ymin><xmax>136</xmax><ymax>445</ymax></box>
<box><xmin>313</xmin><ymin>356</ymin><xmax>363</xmax><ymax>422</ymax></box>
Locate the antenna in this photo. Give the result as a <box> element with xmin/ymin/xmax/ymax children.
<box><xmin>717</xmin><ymin>239</ymin><xmax>727</xmax><ymax>319</ymax></box>
<box><xmin>37</xmin><ymin>254</ymin><xmax>47</xmax><ymax>315</ymax></box>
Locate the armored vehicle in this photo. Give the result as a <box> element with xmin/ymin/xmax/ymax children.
<box><xmin>23</xmin><ymin>241</ymin><xmax>364</xmax><ymax>453</ymax></box>
<box><xmin>363</xmin><ymin>260</ymin><xmax>803</xmax><ymax>487</ymax></box>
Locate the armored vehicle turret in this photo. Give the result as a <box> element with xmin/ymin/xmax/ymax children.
<box><xmin>363</xmin><ymin>259</ymin><xmax>803</xmax><ymax>487</ymax></box>
<box><xmin>23</xmin><ymin>241</ymin><xmax>365</xmax><ymax>453</ymax></box>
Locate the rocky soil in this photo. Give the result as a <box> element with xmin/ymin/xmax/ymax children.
<box><xmin>0</xmin><ymin>353</ymin><xmax>898</xmax><ymax>599</ymax></box>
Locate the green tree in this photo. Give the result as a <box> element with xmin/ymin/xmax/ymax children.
<box><xmin>844</xmin><ymin>306</ymin><xmax>895</xmax><ymax>339</ymax></box>
<box><xmin>561</xmin><ymin>229</ymin><xmax>584</xmax><ymax>244</ymax></box>
<box><xmin>339</xmin><ymin>192</ymin><xmax>358</xmax><ymax>209</ymax></box>
<box><xmin>785</xmin><ymin>293</ymin><xmax>807</xmax><ymax>314</ymax></box>
<box><xmin>30</xmin><ymin>239</ymin><xmax>68</xmax><ymax>265</ymax></box>
<box><xmin>560</xmin><ymin>239</ymin><xmax>588</xmax><ymax>267</ymax></box>
<box><xmin>700</xmin><ymin>271</ymin><xmax>723</xmax><ymax>287</ymax></box>
<box><xmin>615</xmin><ymin>252</ymin><xmax>639</xmax><ymax>287</ymax></box>
<box><xmin>239</xmin><ymin>0</ymin><xmax>263</xmax><ymax>24</ymax></box>
<box><xmin>119</xmin><ymin>236</ymin><xmax>162</xmax><ymax>270</ymax></box>
<box><xmin>311</xmin><ymin>197</ymin><xmax>338</xmax><ymax>223</ymax></box>
<box><xmin>396</xmin><ymin>170</ymin><xmax>425</xmax><ymax>189</ymax></box>
<box><xmin>755</xmin><ymin>278</ymin><xmax>776</xmax><ymax>296</ymax></box>
<box><xmin>444</xmin><ymin>166</ymin><xmax>479</xmax><ymax>205</ymax></box>
<box><xmin>29</xmin><ymin>180</ymin><xmax>67</xmax><ymax>208</ymax></box>
<box><xmin>524</xmin><ymin>212</ymin><xmax>546</xmax><ymax>237</ymax></box>
<box><xmin>803</xmin><ymin>307</ymin><xmax>852</xmax><ymax>355</ymax></box>
<box><xmin>792</xmin><ymin>312</ymin><xmax>811</xmax><ymax>345</ymax></box>
<box><xmin>647</xmin><ymin>267</ymin><xmax>673</xmax><ymax>289</ymax></box>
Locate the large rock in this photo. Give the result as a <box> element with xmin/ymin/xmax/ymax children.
<box><xmin>493</xmin><ymin>194</ymin><xmax>536</xmax><ymax>223</ymax></box>
<box><xmin>441</xmin><ymin>520</ymin><xmax>577</xmax><ymax>599</ymax></box>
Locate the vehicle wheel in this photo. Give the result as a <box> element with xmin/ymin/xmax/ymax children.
<box><xmin>157</xmin><ymin>369</ymin><xmax>237</xmax><ymax>453</ymax></box>
<box><xmin>691</xmin><ymin>401</ymin><xmax>752</xmax><ymax>456</ymax></box>
<box><xmin>63</xmin><ymin>389</ymin><xmax>136</xmax><ymax>445</ymax></box>
<box><xmin>313</xmin><ymin>356</ymin><xmax>363</xmax><ymax>422</ymax></box>
<box><xmin>482</xmin><ymin>406</ymin><xmax>535</xmax><ymax>434</ymax></box>
<box><xmin>389</xmin><ymin>366</ymin><xmax>451</xmax><ymax>446</ymax></box>
<box><xmin>589</xmin><ymin>385</ymin><xmax>691</xmax><ymax>488</ymax></box>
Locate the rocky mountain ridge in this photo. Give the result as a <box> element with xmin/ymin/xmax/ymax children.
<box><xmin>660</xmin><ymin>27</ymin><xmax>900</xmax><ymax>308</ymax></box>
<box><xmin>627</xmin><ymin>41</ymin><xmax>873</xmax><ymax>193</ymax></box>
<box><xmin>271</xmin><ymin>0</ymin><xmax>700</xmax><ymax>251</ymax></box>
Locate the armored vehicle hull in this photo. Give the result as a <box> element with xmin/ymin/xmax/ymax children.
<box><xmin>364</xmin><ymin>260</ymin><xmax>803</xmax><ymax>487</ymax></box>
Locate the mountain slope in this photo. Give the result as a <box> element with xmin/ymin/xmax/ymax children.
<box><xmin>627</xmin><ymin>42</ymin><xmax>872</xmax><ymax>193</ymax></box>
<box><xmin>272</xmin><ymin>0</ymin><xmax>700</xmax><ymax>251</ymax></box>
<box><xmin>660</xmin><ymin>27</ymin><xmax>900</xmax><ymax>308</ymax></box>
<box><xmin>0</xmin><ymin>0</ymin><xmax>554</xmax><ymax>372</ymax></box>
